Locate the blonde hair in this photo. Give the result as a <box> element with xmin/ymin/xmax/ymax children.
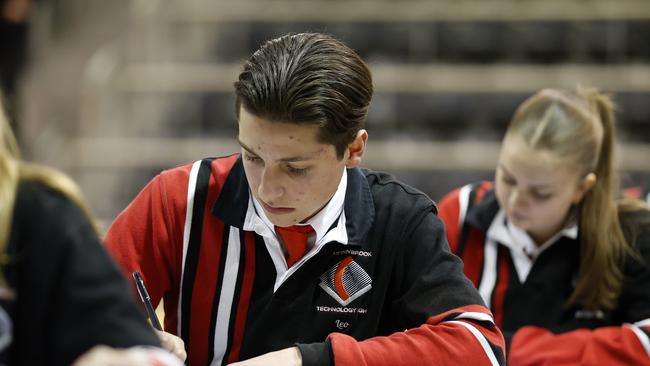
<box><xmin>1</xmin><ymin>98</ymin><xmax>95</xmax><ymax>286</ymax></box>
<box><xmin>507</xmin><ymin>87</ymin><xmax>647</xmax><ymax>311</ymax></box>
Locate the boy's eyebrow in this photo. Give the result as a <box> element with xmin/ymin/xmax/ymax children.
<box><xmin>238</xmin><ymin>139</ymin><xmax>256</xmax><ymax>155</ymax></box>
<box><xmin>238</xmin><ymin>139</ymin><xmax>312</xmax><ymax>163</ymax></box>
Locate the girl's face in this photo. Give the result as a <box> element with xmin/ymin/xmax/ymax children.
<box><xmin>495</xmin><ymin>136</ymin><xmax>595</xmax><ymax>244</ymax></box>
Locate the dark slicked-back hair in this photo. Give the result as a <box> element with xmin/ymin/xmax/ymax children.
<box><xmin>234</xmin><ymin>32</ymin><xmax>373</xmax><ymax>159</ymax></box>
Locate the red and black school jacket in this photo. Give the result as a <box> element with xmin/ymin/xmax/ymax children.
<box><xmin>438</xmin><ymin>181</ymin><xmax>650</xmax><ymax>366</ymax></box>
<box><xmin>106</xmin><ymin>155</ymin><xmax>505</xmax><ymax>366</ymax></box>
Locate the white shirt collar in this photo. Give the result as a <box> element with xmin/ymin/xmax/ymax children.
<box><xmin>242</xmin><ymin>168</ymin><xmax>349</xmax><ymax>290</ymax></box>
<box><xmin>487</xmin><ymin>209</ymin><xmax>578</xmax><ymax>282</ymax></box>
<box><xmin>300</xmin><ymin>168</ymin><xmax>348</xmax><ymax>244</ymax></box>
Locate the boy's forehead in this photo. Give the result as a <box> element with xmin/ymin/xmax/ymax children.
<box><xmin>239</xmin><ymin>111</ymin><xmax>320</xmax><ymax>139</ymax></box>
<box><xmin>238</xmin><ymin>130</ymin><xmax>335</xmax><ymax>162</ymax></box>
<box><xmin>240</xmin><ymin>107</ymin><xmax>308</xmax><ymax>127</ymax></box>
<box><xmin>240</xmin><ymin>138</ymin><xmax>333</xmax><ymax>157</ymax></box>
<box><xmin>237</xmin><ymin>107</ymin><xmax>339</xmax><ymax>158</ymax></box>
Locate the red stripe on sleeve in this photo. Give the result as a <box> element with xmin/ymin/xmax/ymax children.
<box><xmin>188</xmin><ymin>171</ymin><xmax>225</xmax><ymax>365</ymax></box>
<box><xmin>330</xmin><ymin>304</ymin><xmax>504</xmax><ymax>366</ymax></box>
<box><xmin>463</xmin><ymin>228</ymin><xmax>486</xmax><ymax>287</ymax></box>
<box><xmin>437</xmin><ymin>187</ymin><xmax>462</xmax><ymax>252</ymax></box>
<box><xmin>157</xmin><ymin>164</ymin><xmax>197</xmax><ymax>333</ymax></box>
<box><xmin>491</xmin><ymin>247</ymin><xmax>510</xmax><ymax>328</ymax></box>
<box><xmin>475</xmin><ymin>181</ymin><xmax>493</xmax><ymax>202</ymax></box>
<box><xmin>185</xmin><ymin>156</ymin><xmax>239</xmax><ymax>365</ymax></box>
<box><xmin>227</xmin><ymin>231</ymin><xmax>257</xmax><ymax>364</ymax></box>
<box><xmin>211</xmin><ymin>155</ymin><xmax>240</xmax><ymax>188</ymax></box>
<box><xmin>458</xmin><ymin>181</ymin><xmax>492</xmax><ymax>287</ymax></box>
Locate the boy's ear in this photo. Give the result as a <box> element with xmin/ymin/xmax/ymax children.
<box><xmin>345</xmin><ymin>130</ymin><xmax>368</xmax><ymax>168</ymax></box>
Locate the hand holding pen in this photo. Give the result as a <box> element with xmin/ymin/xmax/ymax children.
<box><xmin>132</xmin><ymin>271</ymin><xmax>163</xmax><ymax>330</ymax></box>
<box><xmin>132</xmin><ymin>271</ymin><xmax>187</xmax><ymax>361</ymax></box>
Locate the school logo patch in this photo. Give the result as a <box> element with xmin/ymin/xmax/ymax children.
<box><xmin>319</xmin><ymin>256</ymin><xmax>372</xmax><ymax>306</ymax></box>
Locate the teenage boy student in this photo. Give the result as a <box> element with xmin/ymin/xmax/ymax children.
<box><xmin>105</xmin><ymin>32</ymin><xmax>505</xmax><ymax>366</ymax></box>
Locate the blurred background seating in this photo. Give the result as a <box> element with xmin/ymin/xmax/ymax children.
<box><xmin>12</xmin><ymin>0</ymin><xmax>650</xmax><ymax>228</ymax></box>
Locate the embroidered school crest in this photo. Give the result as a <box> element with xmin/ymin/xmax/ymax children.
<box><xmin>319</xmin><ymin>256</ymin><xmax>372</xmax><ymax>306</ymax></box>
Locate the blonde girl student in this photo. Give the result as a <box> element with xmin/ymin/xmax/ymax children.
<box><xmin>438</xmin><ymin>87</ymin><xmax>650</xmax><ymax>366</ymax></box>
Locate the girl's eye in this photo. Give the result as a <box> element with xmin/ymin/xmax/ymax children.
<box><xmin>501</xmin><ymin>175</ymin><xmax>516</xmax><ymax>186</ymax></box>
<box><xmin>531</xmin><ymin>191</ymin><xmax>552</xmax><ymax>201</ymax></box>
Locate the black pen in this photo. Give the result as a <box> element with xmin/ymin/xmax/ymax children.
<box><xmin>132</xmin><ymin>271</ymin><xmax>163</xmax><ymax>331</ymax></box>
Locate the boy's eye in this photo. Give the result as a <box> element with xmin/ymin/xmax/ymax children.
<box><xmin>244</xmin><ymin>154</ymin><xmax>262</xmax><ymax>163</ymax></box>
<box><xmin>287</xmin><ymin>166</ymin><xmax>309</xmax><ymax>176</ymax></box>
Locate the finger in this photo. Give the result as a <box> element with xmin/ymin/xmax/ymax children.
<box><xmin>156</xmin><ymin>331</ymin><xmax>186</xmax><ymax>361</ymax></box>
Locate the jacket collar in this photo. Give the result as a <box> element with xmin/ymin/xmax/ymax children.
<box><xmin>343</xmin><ymin>167</ymin><xmax>375</xmax><ymax>245</ymax></box>
<box><xmin>465</xmin><ymin>188</ymin><xmax>500</xmax><ymax>232</ymax></box>
<box><xmin>211</xmin><ymin>156</ymin><xmax>250</xmax><ymax>227</ymax></box>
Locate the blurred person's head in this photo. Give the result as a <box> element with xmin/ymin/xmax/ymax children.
<box><xmin>496</xmin><ymin>88</ymin><xmax>604</xmax><ymax>243</ymax></box>
<box><xmin>0</xmin><ymin>97</ymin><xmax>94</xmax><ymax>284</ymax></box>
<box><xmin>495</xmin><ymin>87</ymin><xmax>646</xmax><ymax>311</ymax></box>
<box><xmin>0</xmin><ymin>96</ymin><xmax>22</xmax><ymax>268</ymax></box>
<box><xmin>233</xmin><ymin>33</ymin><xmax>373</xmax><ymax>227</ymax></box>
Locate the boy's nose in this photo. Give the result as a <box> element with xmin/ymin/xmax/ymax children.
<box><xmin>258</xmin><ymin>167</ymin><xmax>285</xmax><ymax>202</ymax></box>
